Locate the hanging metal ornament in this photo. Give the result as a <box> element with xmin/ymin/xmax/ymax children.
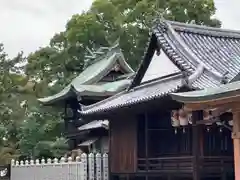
<box><xmin>219</xmin><ymin>127</ymin><xmax>223</xmax><ymax>133</ymax></box>
<box><xmin>215</xmin><ymin>116</ymin><xmax>222</xmax><ymax>126</ymax></box>
<box><xmin>171</xmin><ymin>110</ymin><xmax>180</xmax><ymax>127</ymax></box>
<box><xmin>206</xmin><ymin>126</ymin><xmax>210</xmax><ymax>132</ymax></box>
<box><xmin>182</xmin><ymin>127</ymin><xmax>186</xmax><ymax>133</ymax></box>
<box><xmin>171</xmin><ymin>110</ymin><xmax>180</xmax><ymax>134</ymax></box>
<box><xmin>188</xmin><ymin>112</ymin><xmax>192</xmax><ymax>125</ymax></box>
<box><xmin>178</xmin><ymin>109</ymin><xmax>188</xmax><ymax>126</ymax></box>
<box><xmin>203</xmin><ymin>109</ymin><xmax>212</xmax><ymax>132</ymax></box>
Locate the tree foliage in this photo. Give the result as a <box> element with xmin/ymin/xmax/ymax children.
<box><xmin>26</xmin><ymin>0</ymin><xmax>220</xmax><ymax>84</ymax></box>
<box><xmin>0</xmin><ymin>45</ymin><xmax>67</xmax><ymax>163</ymax></box>
<box><xmin>0</xmin><ymin>0</ymin><xmax>221</xmax><ymax>164</ymax></box>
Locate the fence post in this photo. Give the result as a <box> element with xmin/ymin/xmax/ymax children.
<box><xmin>96</xmin><ymin>153</ymin><xmax>102</xmax><ymax>180</ymax></box>
<box><xmin>11</xmin><ymin>159</ymin><xmax>15</xmax><ymax>180</ymax></box>
<box><xmin>41</xmin><ymin>158</ymin><xmax>46</xmax><ymax>180</ymax></box>
<box><xmin>53</xmin><ymin>158</ymin><xmax>60</xmax><ymax>180</ymax></box>
<box><xmin>103</xmin><ymin>153</ymin><xmax>109</xmax><ymax>180</ymax></box>
<box><xmin>81</xmin><ymin>153</ymin><xmax>87</xmax><ymax>180</ymax></box>
<box><xmin>10</xmin><ymin>153</ymin><xmax>108</xmax><ymax>180</ymax></box>
<box><xmin>76</xmin><ymin>156</ymin><xmax>81</xmax><ymax>180</ymax></box>
<box><xmin>88</xmin><ymin>153</ymin><xmax>95</xmax><ymax>180</ymax></box>
<box><xmin>60</xmin><ymin>157</ymin><xmax>67</xmax><ymax>180</ymax></box>
<box><xmin>30</xmin><ymin>160</ymin><xmax>35</xmax><ymax>180</ymax></box>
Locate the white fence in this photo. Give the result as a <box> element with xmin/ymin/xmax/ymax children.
<box><xmin>11</xmin><ymin>153</ymin><xmax>108</xmax><ymax>180</ymax></box>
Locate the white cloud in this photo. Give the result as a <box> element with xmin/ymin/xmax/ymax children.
<box><xmin>215</xmin><ymin>0</ymin><xmax>240</xmax><ymax>30</ymax></box>
<box><xmin>0</xmin><ymin>0</ymin><xmax>239</xmax><ymax>58</ymax></box>
<box><xmin>0</xmin><ymin>0</ymin><xmax>93</xmax><ymax>57</ymax></box>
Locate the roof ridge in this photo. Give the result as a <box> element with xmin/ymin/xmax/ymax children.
<box><xmin>133</xmin><ymin>72</ymin><xmax>183</xmax><ymax>90</ymax></box>
<box><xmin>80</xmin><ymin>90</ymin><xmax>126</xmax><ymax>112</ymax></box>
<box><xmin>80</xmin><ymin>72</ymin><xmax>184</xmax><ymax>113</ymax></box>
<box><xmin>154</xmin><ymin>19</ymin><xmax>224</xmax><ymax>83</ymax></box>
<box><xmin>80</xmin><ymin>74</ymin><xmax>184</xmax><ymax>115</ymax></box>
<box><xmin>166</xmin><ymin>20</ymin><xmax>240</xmax><ymax>39</ymax></box>
<box><xmin>164</xmin><ymin>20</ymin><xmax>223</xmax><ymax>80</ymax></box>
<box><xmin>86</xmin><ymin>46</ymin><xmax>121</xmax><ymax>66</ymax></box>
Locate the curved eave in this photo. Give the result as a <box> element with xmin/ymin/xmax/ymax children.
<box><xmin>80</xmin><ymin>73</ymin><xmax>185</xmax><ymax>116</ymax></box>
<box><xmin>71</xmin><ymin>52</ymin><xmax>133</xmax><ymax>86</ymax></box>
<box><xmin>117</xmin><ymin>52</ymin><xmax>134</xmax><ymax>73</ymax></box>
<box><xmin>39</xmin><ymin>80</ymin><xmax>131</xmax><ymax>106</ymax></box>
<box><xmin>170</xmin><ymin>81</ymin><xmax>240</xmax><ymax>109</ymax></box>
<box><xmin>38</xmin><ymin>85</ymin><xmax>76</xmax><ymax>106</ymax></box>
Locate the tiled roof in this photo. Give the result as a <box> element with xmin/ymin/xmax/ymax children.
<box><xmin>81</xmin><ymin>73</ymin><xmax>184</xmax><ymax>115</ymax></box>
<box><xmin>38</xmin><ymin>79</ymin><xmax>132</xmax><ymax>105</ymax></box>
<box><xmin>153</xmin><ymin>19</ymin><xmax>240</xmax><ymax>88</ymax></box>
<box><xmin>80</xmin><ymin>20</ymin><xmax>240</xmax><ymax>115</ymax></box>
<box><xmin>38</xmin><ymin>44</ymin><xmax>134</xmax><ymax>106</ymax></box>
<box><xmin>78</xmin><ymin>120</ymin><xmax>109</xmax><ymax>131</ymax></box>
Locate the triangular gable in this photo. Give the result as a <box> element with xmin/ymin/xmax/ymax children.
<box><xmin>141</xmin><ymin>50</ymin><xmax>180</xmax><ymax>83</ymax></box>
<box><xmin>71</xmin><ymin>46</ymin><xmax>134</xmax><ymax>85</ymax></box>
<box><xmin>130</xmin><ymin>19</ymin><xmax>240</xmax><ymax>90</ymax></box>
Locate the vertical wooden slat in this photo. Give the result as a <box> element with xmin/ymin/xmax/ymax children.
<box><xmin>110</xmin><ymin>116</ymin><xmax>137</xmax><ymax>173</ymax></box>
<box><xmin>108</xmin><ymin>120</ymin><xmax>111</xmax><ymax>180</ymax></box>
<box><xmin>199</xmin><ymin>126</ymin><xmax>204</xmax><ymax>156</ymax></box>
<box><xmin>192</xmin><ymin>111</ymin><xmax>201</xmax><ymax>180</ymax></box>
<box><xmin>144</xmin><ymin>113</ymin><xmax>149</xmax><ymax>176</ymax></box>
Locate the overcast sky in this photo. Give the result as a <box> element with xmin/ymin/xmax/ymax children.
<box><xmin>0</xmin><ymin>0</ymin><xmax>240</xmax><ymax>57</ymax></box>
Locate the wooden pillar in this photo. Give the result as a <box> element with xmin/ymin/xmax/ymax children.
<box><xmin>232</xmin><ymin>108</ymin><xmax>240</xmax><ymax>180</ymax></box>
<box><xmin>144</xmin><ymin>113</ymin><xmax>149</xmax><ymax>180</ymax></box>
<box><xmin>108</xmin><ymin>119</ymin><xmax>112</xmax><ymax>180</ymax></box>
<box><xmin>192</xmin><ymin>111</ymin><xmax>201</xmax><ymax>180</ymax></box>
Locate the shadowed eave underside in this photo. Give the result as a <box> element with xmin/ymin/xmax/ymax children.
<box><xmin>170</xmin><ymin>80</ymin><xmax>240</xmax><ymax>104</ymax></box>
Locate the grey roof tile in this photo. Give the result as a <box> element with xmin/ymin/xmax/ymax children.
<box><xmin>154</xmin><ymin>20</ymin><xmax>240</xmax><ymax>88</ymax></box>
<box><xmin>171</xmin><ymin>80</ymin><xmax>240</xmax><ymax>103</ymax></box>
<box><xmin>80</xmin><ymin>20</ymin><xmax>240</xmax><ymax>115</ymax></box>
<box><xmin>38</xmin><ymin>45</ymin><xmax>134</xmax><ymax>106</ymax></box>
<box><xmin>81</xmin><ymin>73</ymin><xmax>184</xmax><ymax>115</ymax></box>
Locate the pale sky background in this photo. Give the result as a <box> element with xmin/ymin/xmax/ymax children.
<box><xmin>0</xmin><ymin>0</ymin><xmax>239</xmax><ymax>58</ymax></box>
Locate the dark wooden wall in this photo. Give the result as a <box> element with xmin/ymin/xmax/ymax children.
<box><xmin>110</xmin><ymin>115</ymin><xmax>137</xmax><ymax>173</ymax></box>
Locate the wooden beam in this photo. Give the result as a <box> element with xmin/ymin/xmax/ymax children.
<box><xmin>232</xmin><ymin>108</ymin><xmax>240</xmax><ymax>180</ymax></box>
<box><xmin>196</xmin><ymin>118</ymin><xmax>220</xmax><ymax>125</ymax></box>
<box><xmin>184</xmin><ymin>97</ymin><xmax>240</xmax><ymax>111</ymax></box>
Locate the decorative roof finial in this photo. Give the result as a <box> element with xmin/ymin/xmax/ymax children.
<box><xmin>86</xmin><ymin>47</ymin><xmax>94</xmax><ymax>57</ymax></box>
<box><xmin>106</xmin><ymin>37</ymin><xmax>120</xmax><ymax>50</ymax></box>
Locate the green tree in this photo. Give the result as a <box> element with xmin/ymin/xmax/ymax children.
<box><xmin>17</xmin><ymin>106</ymin><xmax>67</xmax><ymax>159</ymax></box>
<box><xmin>0</xmin><ymin>44</ymin><xmax>68</xmax><ymax>162</ymax></box>
<box><xmin>26</xmin><ymin>0</ymin><xmax>220</xmax><ymax>83</ymax></box>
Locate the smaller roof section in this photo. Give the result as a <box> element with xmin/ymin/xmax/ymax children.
<box><xmin>78</xmin><ymin>138</ymin><xmax>98</xmax><ymax>147</ymax></box>
<box><xmin>39</xmin><ymin>79</ymin><xmax>132</xmax><ymax>106</ymax></box>
<box><xmin>80</xmin><ymin>72</ymin><xmax>184</xmax><ymax>116</ymax></box>
<box><xmin>78</xmin><ymin>120</ymin><xmax>109</xmax><ymax>132</ymax></box>
<box><xmin>38</xmin><ymin>43</ymin><xmax>134</xmax><ymax>106</ymax></box>
<box><xmin>170</xmin><ymin>80</ymin><xmax>240</xmax><ymax>104</ymax></box>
